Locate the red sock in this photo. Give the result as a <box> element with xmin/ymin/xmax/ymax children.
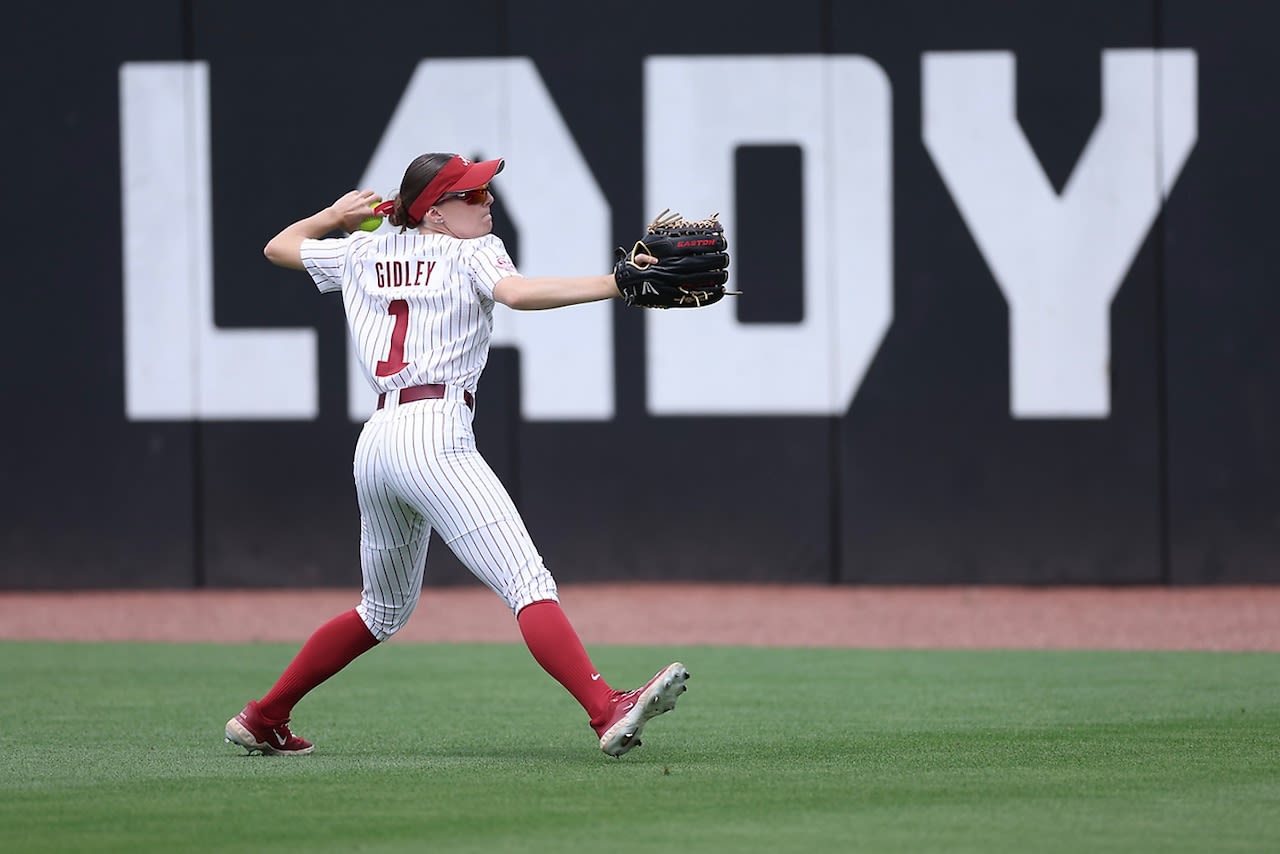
<box><xmin>257</xmin><ymin>609</ymin><xmax>379</xmax><ymax>722</ymax></box>
<box><xmin>517</xmin><ymin>600</ymin><xmax>615</xmax><ymax>725</ymax></box>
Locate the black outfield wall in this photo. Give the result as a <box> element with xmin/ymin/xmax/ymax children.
<box><xmin>3</xmin><ymin>1</ymin><xmax>1277</xmax><ymax>588</ymax></box>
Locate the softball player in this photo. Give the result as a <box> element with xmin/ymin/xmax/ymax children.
<box><xmin>223</xmin><ymin>153</ymin><xmax>687</xmax><ymax>758</ymax></box>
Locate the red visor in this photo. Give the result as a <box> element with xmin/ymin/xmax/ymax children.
<box><xmin>407</xmin><ymin>155</ymin><xmax>505</xmax><ymax>223</ymax></box>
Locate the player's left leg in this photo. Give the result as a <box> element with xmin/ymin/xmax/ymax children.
<box><xmin>385</xmin><ymin>401</ymin><xmax>618</xmax><ymax>732</ymax></box>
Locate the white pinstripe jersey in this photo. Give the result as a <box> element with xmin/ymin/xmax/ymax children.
<box><xmin>301</xmin><ymin>231</ymin><xmax>520</xmax><ymax>394</ymax></box>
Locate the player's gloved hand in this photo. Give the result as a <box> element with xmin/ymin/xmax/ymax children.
<box><xmin>613</xmin><ymin>210</ymin><xmax>738</xmax><ymax>309</ymax></box>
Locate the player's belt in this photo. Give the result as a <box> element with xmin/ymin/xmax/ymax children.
<box><xmin>376</xmin><ymin>384</ymin><xmax>475</xmax><ymax>411</ymax></box>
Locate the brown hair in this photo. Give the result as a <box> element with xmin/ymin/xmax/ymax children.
<box><xmin>387</xmin><ymin>152</ymin><xmax>455</xmax><ymax>230</ymax></box>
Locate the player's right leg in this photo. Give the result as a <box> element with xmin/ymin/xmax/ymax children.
<box><xmin>352</xmin><ymin>415</ymin><xmax>433</xmax><ymax>642</ymax></box>
<box><xmin>225</xmin><ymin>700</ymin><xmax>315</xmax><ymax>755</ymax></box>
<box><xmin>224</xmin><ymin>418</ymin><xmax>424</xmax><ymax>755</ymax></box>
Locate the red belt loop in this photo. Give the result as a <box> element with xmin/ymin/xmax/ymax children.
<box><xmin>376</xmin><ymin>384</ymin><xmax>474</xmax><ymax>411</ymax></box>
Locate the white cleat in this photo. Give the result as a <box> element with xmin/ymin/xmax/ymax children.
<box><xmin>597</xmin><ymin>662</ymin><xmax>690</xmax><ymax>758</ymax></box>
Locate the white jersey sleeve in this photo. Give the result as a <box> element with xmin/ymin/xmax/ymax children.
<box><xmin>301</xmin><ymin>233</ymin><xmax>377</xmax><ymax>294</ymax></box>
<box><xmin>464</xmin><ymin>234</ymin><xmax>521</xmax><ymax>299</ymax></box>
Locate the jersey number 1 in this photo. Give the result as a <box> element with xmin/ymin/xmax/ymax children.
<box><xmin>375</xmin><ymin>299</ymin><xmax>410</xmax><ymax>377</ymax></box>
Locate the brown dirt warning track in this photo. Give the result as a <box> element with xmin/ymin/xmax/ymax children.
<box><xmin>0</xmin><ymin>583</ymin><xmax>1276</xmax><ymax>651</ymax></box>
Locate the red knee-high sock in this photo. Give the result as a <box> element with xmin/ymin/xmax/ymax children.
<box><xmin>257</xmin><ymin>609</ymin><xmax>379</xmax><ymax>722</ymax></box>
<box><xmin>517</xmin><ymin>600</ymin><xmax>615</xmax><ymax>726</ymax></box>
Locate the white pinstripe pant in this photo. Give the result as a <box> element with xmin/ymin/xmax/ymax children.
<box><xmin>351</xmin><ymin>395</ymin><xmax>558</xmax><ymax>641</ymax></box>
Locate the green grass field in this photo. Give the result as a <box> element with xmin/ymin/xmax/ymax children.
<box><xmin>1</xmin><ymin>641</ymin><xmax>1277</xmax><ymax>853</ymax></box>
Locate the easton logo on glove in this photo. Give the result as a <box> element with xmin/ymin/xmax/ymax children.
<box><xmin>613</xmin><ymin>210</ymin><xmax>739</xmax><ymax>309</ymax></box>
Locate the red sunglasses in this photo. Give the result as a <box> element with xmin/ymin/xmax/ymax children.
<box><xmin>436</xmin><ymin>184</ymin><xmax>491</xmax><ymax>206</ymax></box>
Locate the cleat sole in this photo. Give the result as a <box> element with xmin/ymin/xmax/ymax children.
<box><xmin>598</xmin><ymin>662</ymin><xmax>690</xmax><ymax>757</ymax></box>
